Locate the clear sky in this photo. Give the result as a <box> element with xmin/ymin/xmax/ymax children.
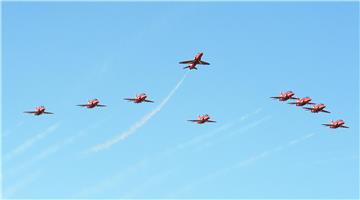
<box><xmin>2</xmin><ymin>2</ymin><xmax>359</xmax><ymax>199</ymax></box>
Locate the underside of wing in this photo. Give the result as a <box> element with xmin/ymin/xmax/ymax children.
<box><xmin>144</xmin><ymin>100</ymin><xmax>154</xmax><ymax>103</ymax></box>
<box><xmin>207</xmin><ymin>120</ymin><xmax>216</xmax><ymax>123</ymax></box>
<box><xmin>179</xmin><ymin>60</ymin><xmax>195</xmax><ymax>64</ymax></box>
<box><xmin>199</xmin><ymin>60</ymin><xmax>210</xmax><ymax>65</ymax></box>
<box><xmin>188</xmin><ymin>120</ymin><xmax>200</xmax><ymax>122</ymax></box>
<box><xmin>307</xmin><ymin>102</ymin><xmax>316</xmax><ymax>105</ymax></box>
<box><xmin>270</xmin><ymin>96</ymin><xmax>280</xmax><ymax>99</ymax></box>
<box><xmin>303</xmin><ymin>107</ymin><xmax>312</xmax><ymax>111</ymax></box>
<box><xmin>43</xmin><ymin>112</ymin><xmax>54</xmax><ymax>114</ymax></box>
<box><xmin>288</xmin><ymin>102</ymin><xmax>297</xmax><ymax>104</ymax></box>
<box><xmin>322</xmin><ymin>124</ymin><xmax>331</xmax><ymax>126</ymax></box>
<box><xmin>321</xmin><ymin>110</ymin><xmax>331</xmax><ymax>113</ymax></box>
<box><xmin>24</xmin><ymin>111</ymin><xmax>36</xmax><ymax>114</ymax></box>
<box><xmin>341</xmin><ymin>125</ymin><xmax>349</xmax><ymax>128</ymax></box>
<box><xmin>97</xmin><ymin>104</ymin><xmax>107</xmax><ymax>107</ymax></box>
<box><xmin>124</xmin><ymin>98</ymin><xmax>136</xmax><ymax>101</ymax></box>
<box><xmin>76</xmin><ymin>104</ymin><xmax>88</xmax><ymax>107</ymax></box>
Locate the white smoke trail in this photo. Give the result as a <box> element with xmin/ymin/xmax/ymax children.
<box><xmin>3</xmin><ymin>170</ymin><xmax>41</xmax><ymax>198</ymax></box>
<box><xmin>172</xmin><ymin>132</ymin><xmax>317</xmax><ymax>196</ymax></box>
<box><xmin>4</xmin><ymin>122</ymin><xmax>60</xmax><ymax>161</ymax></box>
<box><xmin>73</xmin><ymin>110</ymin><xmax>265</xmax><ymax>197</ymax></box>
<box><xmin>89</xmin><ymin>73</ymin><xmax>188</xmax><ymax>153</ymax></box>
<box><xmin>5</xmin><ymin>119</ymin><xmax>107</xmax><ymax>178</ymax></box>
<box><xmin>234</xmin><ymin>133</ymin><xmax>316</xmax><ymax>168</ymax></box>
<box><xmin>174</xmin><ymin>108</ymin><xmax>264</xmax><ymax>151</ymax></box>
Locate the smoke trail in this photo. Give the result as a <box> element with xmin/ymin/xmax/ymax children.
<box><xmin>73</xmin><ymin>110</ymin><xmax>266</xmax><ymax>197</ymax></box>
<box><xmin>3</xmin><ymin>170</ymin><xmax>41</xmax><ymax>198</ymax></box>
<box><xmin>5</xmin><ymin>119</ymin><xmax>107</xmax><ymax>178</ymax></box>
<box><xmin>4</xmin><ymin>122</ymin><xmax>60</xmax><ymax>161</ymax></box>
<box><xmin>89</xmin><ymin>73</ymin><xmax>188</xmax><ymax>153</ymax></box>
<box><xmin>172</xmin><ymin>132</ymin><xmax>317</xmax><ymax>196</ymax></box>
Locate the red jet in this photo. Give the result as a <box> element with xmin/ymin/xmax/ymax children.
<box><xmin>188</xmin><ymin>114</ymin><xmax>216</xmax><ymax>124</ymax></box>
<box><xmin>124</xmin><ymin>93</ymin><xmax>154</xmax><ymax>103</ymax></box>
<box><xmin>288</xmin><ymin>97</ymin><xmax>315</xmax><ymax>106</ymax></box>
<box><xmin>270</xmin><ymin>91</ymin><xmax>297</xmax><ymax>101</ymax></box>
<box><xmin>322</xmin><ymin>120</ymin><xmax>349</xmax><ymax>129</ymax></box>
<box><xmin>303</xmin><ymin>103</ymin><xmax>330</xmax><ymax>113</ymax></box>
<box><xmin>77</xmin><ymin>99</ymin><xmax>106</xmax><ymax>108</ymax></box>
<box><xmin>179</xmin><ymin>52</ymin><xmax>210</xmax><ymax>70</ymax></box>
<box><xmin>24</xmin><ymin>106</ymin><xmax>54</xmax><ymax>115</ymax></box>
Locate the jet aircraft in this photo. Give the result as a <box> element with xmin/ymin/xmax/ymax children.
<box><xmin>24</xmin><ymin>106</ymin><xmax>54</xmax><ymax>115</ymax></box>
<box><xmin>188</xmin><ymin>114</ymin><xmax>216</xmax><ymax>124</ymax></box>
<box><xmin>271</xmin><ymin>91</ymin><xmax>297</xmax><ymax>101</ymax></box>
<box><xmin>179</xmin><ymin>52</ymin><xmax>210</xmax><ymax>70</ymax></box>
<box><xmin>303</xmin><ymin>103</ymin><xmax>330</xmax><ymax>113</ymax></box>
<box><xmin>77</xmin><ymin>99</ymin><xmax>106</xmax><ymax>108</ymax></box>
<box><xmin>124</xmin><ymin>93</ymin><xmax>154</xmax><ymax>103</ymax></box>
<box><xmin>288</xmin><ymin>97</ymin><xmax>315</xmax><ymax>106</ymax></box>
<box><xmin>322</xmin><ymin>120</ymin><xmax>349</xmax><ymax>129</ymax></box>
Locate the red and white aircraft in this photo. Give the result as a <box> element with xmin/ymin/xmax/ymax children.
<box><xmin>322</xmin><ymin>120</ymin><xmax>349</xmax><ymax>129</ymax></box>
<box><xmin>188</xmin><ymin>114</ymin><xmax>216</xmax><ymax>124</ymax></box>
<box><xmin>77</xmin><ymin>99</ymin><xmax>106</xmax><ymax>108</ymax></box>
<box><xmin>288</xmin><ymin>97</ymin><xmax>315</xmax><ymax>106</ymax></box>
<box><xmin>124</xmin><ymin>93</ymin><xmax>154</xmax><ymax>103</ymax></box>
<box><xmin>270</xmin><ymin>91</ymin><xmax>297</xmax><ymax>101</ymax></box>
<box><xmin>303</xmin><ymin>103</ymin><xmax>330</xmax><ymax>113</ymax></box>
<box><xmin>179</xmin><ymin>52</ymin><xmax>210</xmax><ymax>70</ymax></box>
<box><xmin>24</xmin><ymin>106</ymin><xmax>54</xmax><ymax>115</ymax></box>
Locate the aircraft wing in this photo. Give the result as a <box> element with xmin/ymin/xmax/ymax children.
<box><xmin>290</xmin><ymin>97</ymin><xmax>298</xmax><ymax>99</ymax></box>
<box><xmin>76</xmin><ymin>104</ymin><xmax>88</xmax><ymax>107</ymax></box>
<box><xmin>303</xmin><ymin>107</ymin><xmax>312</xmax><ymax>111</ymax></box>
<box><xmin>322</xmin><ymin>124</ymin><xmax>332</xmax><ymax>126</ymax></box>
<box><xmin>124</xmin><ymin>98</ymin><xmax>136</xmax><ymax>101</ymax></box>
<box><xmin>207</xmin><ymin>120</ymin><xmax>216</xmax><ymax>123</ymax></box>
<box><xmin>97</xmin><ymin>104</ymin><xmax>106</xmax><ymax>107</ymax></box>
<box><xmin>340</xmin><ymin>125</ymin><xmax>349</xmax><ymax>128</ymax></box>
<box><xmin>188</xmin><ymin>120</ymin><xmax>200</xmax><ymax>122</ymax></box>
<box><xmin>307</xmin><ymin>102</ymin><xmax>316</xmax><ymax>105</ymax></box>
<box><xmin>288</xmin><ymin>102</ymin><xmax>297</xmax><ymax>104</ymax></box>
<box><xmin>144</xmin><ymin>100</ymin><xmax>154</xmax><ymax>103</ymax></box>
<box><xmin>179</xmin><ymin>60</ymin><xmax>195</xmax><ymax>64</ymax></box>
<box><xmin>43</xmin><ymin>112</ymin><xmax>54</xmax><ymax>114</ymax></box>
<box><xmin>270</xmin><ymin>96</ymin><xmax>281</xmax><ymax>99</ymax></box>
<box><xmin>321</xmin><ymin>110</ymin><xmax>331</xmax><ymax>113</ymax></box>
<box><xmin>199</xmin><ymin>60</ymin><xmax>210</xmax><ymax>65</ymax></box>
<box><xmin>24</xmin><ymin>111</ymin><xmax>36</xmax><ymax>114</ymax></box>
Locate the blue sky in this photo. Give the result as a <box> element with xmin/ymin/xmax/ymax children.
<box><xmin>2</xmin><ymin>2</ymin><xmax>359</xmax><ymax>199</ymax></box>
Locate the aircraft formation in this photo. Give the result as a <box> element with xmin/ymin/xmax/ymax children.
<box><xmin>23</xmin><ymin>53</ymin><xmax>216</xmax><ymax>124</ymax></box>
<box><xmin>23</xmin><ymin>52</ymin><xmax>348</xmax><ymax>129</ymax></box>
<box><xmin>271</xmin><ymin>91</ymin><xmax>349</xmax><ymax>129</ymax></box>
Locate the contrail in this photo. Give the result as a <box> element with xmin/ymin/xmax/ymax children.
<box><xmin>73</xmin><ymin>110</ymin><xmax>265</xmax><ymax>197</ymax></box>
<box><xmin>89</xmin><ymin>73</ymin><xmax>188</xmax><ymax>153</ymax></box>
<box><xmin>172</xmin><ymin>132</ymin><xmax>317</xmax><ymax>196</ymax></box>
<box><xmin>5</xmin><ymin>119</ymin><xmax>106</xmax><ymax>177</ymax></box>
<box><xmin>4</xmin><ymin>122</ymin><xmax>60</xmax><ymax>161</ymax></box>
<box><xmin>175</xmin><ymin>108</ymin><xmax>263</xmax><ymax>151</ymax></box>
<box><xmin>3</xmin><ymin>170</ymin><xmax>41</xmax><ymax>198</ymax></box>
